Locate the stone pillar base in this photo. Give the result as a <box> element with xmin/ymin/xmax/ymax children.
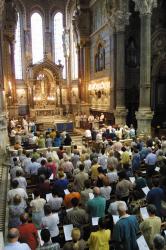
<box><xmin>136</xmin><ymin>108</ymin><xmax>153</xmax><ymax>136</ymax></box>
<box><xmin>114</xmin><ymin>107</ymin><xmax>127</xmax><ymax>125</ymax></box>
<box><xmin>0</xmin><ymin>113</ymin><xmax>9</xmax><ymax>151</ymax></box>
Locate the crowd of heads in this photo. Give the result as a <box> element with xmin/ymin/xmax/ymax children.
<box><xmin>5</xmin><ymin>130</ymin><xmax>166</xmax><ymax>249</ymax></box>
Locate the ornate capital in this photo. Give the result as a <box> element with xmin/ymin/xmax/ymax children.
<box><xmin>133</xmin><ymin>0</ymin><xmax>157</xmax><ymax>15</ymax></box>
<box><xmin>111</xmin><ymin>10</ymin><xmax>131</xmax><ymax>32</ymax></box>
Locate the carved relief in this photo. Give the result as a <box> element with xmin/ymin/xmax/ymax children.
<box><xmin>151</xmin><ymin>30</ymin><xmax>166</xmax><ymax>76</ymax></box>
<box><xmin>106</xmin><ymin>0</ymin><xmax>130</xmax><ymax>32</ymax></box>
<box><xmin>17</xmin><ymin>89</ymin><xmax>27</xmax><ymax>105</ymax></box>
<box><xmin>110</xmin><ymin>10</ymin><xmax>130</xmax><ymax>32</ymax></box>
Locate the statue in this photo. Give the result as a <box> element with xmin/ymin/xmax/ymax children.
<box><xmin>62</xmin><ymin>29</ymin><xmax>70</xmax><ymax>57</ymax></box>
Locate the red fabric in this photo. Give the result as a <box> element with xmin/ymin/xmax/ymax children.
<box><xmin>18</xmin><ymin>223</ymin><xmax>38</xmax><ymax>250</ymax></box>
<box><xmin>46</xmin><ymin>162</ymin><xmax>57</xmax><ymax>177</ymax></box>
<box><xmin>37</xmin><ymin>182</ymin><xmax>50</xmax><ymax>199</ymax></box>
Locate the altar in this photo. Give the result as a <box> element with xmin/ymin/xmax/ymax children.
<box><xmin>30</xmin><ymin>107</ymin><xmax>63</xmax><ymax>118</ymax></box>
<box><xmin>26</xmin><ymin>58</ymin><xmax>75</xmax><ymax>132</ymax></box>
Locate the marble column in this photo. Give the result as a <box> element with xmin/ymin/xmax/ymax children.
<box><xmin>133</xmin><ymin>0</ymin><xmax>157</xmax><ymax>135</ymax></box>
<box><xmin>10</xmin><ymin>40</ymin><xmax>17</xmax><ymax>104</ymax></box>
<box><xmin>83</xmin><ymin>41</ymin><xmax>90</xmax><ymax>104</ymax></box>
<box><xmin>111</xmin><ymin>11</ymin><xmax>130</xmax><ymax>125</ymax></box>
<box><xmin>62</xmin><ymin>29</ymin><xmax>71</xmax><ymax>108</ymax></box>
<box><xmin>0</xmin><ymin>0</ymin><xmax>9</xmax><ymax>150</ymax></box>
<box><xmin>78</xmin><ymin>44</ymin><xmax>84</xmax><ymax>102</ymax></box>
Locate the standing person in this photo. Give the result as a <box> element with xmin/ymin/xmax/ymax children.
<box><xmin>45</xmin><ymin>135</ymin><xmax>53</xmax><ymax>148</ymax></box>
<box><xmin>22</xmin><ymin>117</ymin><xmax>29</xmax><ymax>134</ymax></box>
<box><xmin>8</xmin><ymin>195</ymin><xmax>25</xmax><ymax>228</ymax></box>
<box><xmin>80</xmin><ymin>179</ymin><xmax>93</xmax><ymax>207</ymax></box>
<box><xmin>113</xmin><ymin>202</ymin><xmax>139</xmax><ymax>250</ymax></box>
<box><xmin>98</xmin><ymin>148</ymin><xmax>108</xmax><ymax>172</ymax></box>
<box><xmin>87</xmin><ymin>187</ymin><xmax>106</xmax><ymax>218</ymax></box>
<box><xmin>29</xmin><ymin>120</ymin><xmax>36</xmax><ymax>133</ymax></box>
<box><xmin>63</xmin><ymin>228</ymin><xmax>87</xmax><ymax>250</ymax></box>
<box><xmin>88</xmin><ymin>217</ymin><xmax>111</xmax><ymax>250</ymax></box>
<box><xmin>90</xmin><ymin>158</ymin><xmax>100</xmax><ymax>182</ymax></box>
<box><xmin>14</xmin><ymin>170</ymin><xmax>27</xmax><ymax>190</ymax></box>
<box><xmin>140</xmin><ymin>204</ymin><xmax>161</xmax><ymax>249</ymax></box>
<box><xmin>7</xmin><ymin>180</ymin><xmax>28</xmax><ymax>208</ymax></box>
<box><xmin>64</xmin><ymin>133</ymin><xmax>72</xmax><ymax>146</ymax></box>
<box><xmin>41</xmin><ymin>204</ymin><xmax>60</xmax><ymax>243</ymax></box>
<box><xmin>39</xmin><ymin>229</ymin><xmax>60</xmax><ymax>250</ymax></box>
<box><xmin>146</xmin><ymin>178</ymin><xmax>165</xmax><ymax>217</ymax></box>
<box><xmin>74</xmin><ymin>164</ymin><xmax>89</xmax><ymax>192</ymax></box>
<box><xmin>83</xmin><ymin>113</ymin><xmax>87</xmax><ymax>129</ymax></box>
<box><xmin>47</xmin><ymin>189</ymin><xmax>63</xmax><ymax>212</ymax></box>
<box><xmin>132</xmin><ymin>148</ymin><xmax>141</xmax><ymax>173</ymax></box>
<box><xmin>145</xmin><ymin>148</ymin><xmax>157</xmax><ymax>177</ymax></box>
<box><xmin>4</xmin><ymin>228</ymin><xmax>30</xmax><ymax>250</ymax></box>
<box><xmin>18</xmin><ymin>213</ymin><xmax>39</xmax><ymax>250</ymax></box>
<box><xmin>30</xmin><ymin>190</ymin><xmax>46</xmax><ymax>229</ymax></box>
<box><xmin>129</xmin><ymin>124</ymin><xmax>136</xmax><ymax>139</ymax></box>
<box><xmin>46</xmin><ymin>157</ymin><xmax>57</xmax><ymax>177</ymax></box>
<box><xmin>115</xmin><ymin>171</ymin><xmax>133</xmax><ymax>204</ymax></box>
<box><xmin>99</xmin><ymin>113</ymin><xmax>105</xmax><ymax>125</ymax></box>
<box><xmin>75</xmin><ymin>113</ymin><xmax>81</xmax><ymax>129</ymax></box>
<box><xmin>153</xmin><ymin>234</ymin><xmax>166</xmax><ymax>250</ymax></box>
<box><xmin>65</xmin><ymin>197</ymin><xmax>89</xmax><ymax>227</ymax></box>
<box><xmin>88</xmin><ymin>113</ymin><xmax>94</xmax><ymax>130</ymax></box>
<box><xmin>28</xmin><ymin>158</ymin><xmax>41</xmax><ymax>184</ymax></box>
<box><xmin>38</xmin><ymin>135</ymin><xmax>46</xmax><ymax>148</ymax></box>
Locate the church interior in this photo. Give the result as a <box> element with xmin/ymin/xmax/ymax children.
<box><xmin>1</xmin><ymin>0</ymin><xmax>166</xmax><ymax>249</ymax></box>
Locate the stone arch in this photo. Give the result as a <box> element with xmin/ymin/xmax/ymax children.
<box><xmin>27</xmin><ymin>58</ymin><xmax>63</xmax><ymax>111</ymax></box>
<box><xmin>14</xmin><ymin>0</ymin><xmax>26</xmax><ymax>28</ymax></box>
<box><xmin>30</xmin><ymin>5</ymin><xmax>45</xmax><ymax>19</ymax></box>
<box><xmin>66</xmin><ymin>0</ymin><xmax>75</xmax><ymax>29</ymax></box>
<box><xmin>29</xmin><ymin>58</ymin><xmax>62</xmax><ymax>83</ymax></box>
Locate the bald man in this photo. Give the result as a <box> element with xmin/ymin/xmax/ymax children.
<box><xmin>4</xmin><ymin>228</ymin><xmax>30</xmax><ymax>250</ymax></box>
<box><xmin>87</xmin><ymin>187</ymin><xmax>106</xmax><ymax>217</ymax></box>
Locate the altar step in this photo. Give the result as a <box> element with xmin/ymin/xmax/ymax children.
<box><xmin>71</xmin><ymin>135</ymin><xmax>83</xmax><ymax>146</ymax></box>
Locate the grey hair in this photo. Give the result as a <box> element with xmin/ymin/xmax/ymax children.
<box><xmin>153</xmin><ymin>234</ymin><xmax>165</xmax><ymax>250</ymax></box>
<box><xmin>117</xmin><ymin>201</ymin><xmax>128</xmax><ymax>212</ymax></box>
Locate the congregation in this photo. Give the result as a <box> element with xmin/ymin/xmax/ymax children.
<box><xmin>4</xmin><ymin>123</ymin><xmax>166</xmax><ymax>250</ymax></box>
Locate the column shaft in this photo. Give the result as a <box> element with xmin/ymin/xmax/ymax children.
<box><xmin>139</xmin><ymin>14</ymin><xmax>151</xmax><ymax>108</ymax></box>
<box><xmin>83</xmin><ymin>44</ymin><xmax>90</xmax><ymax>103</ymax></box>
<box><xmin>114</xmin><ymin>29</ymin><xmax>127</xmax><ymax>125</ymax></box>
<box><xmin>116</xmin><ymin>31</ymin><xmax>125</xmax><ymax>108</ymax></box>
<box><xmin>136</xmin><ymin>13</ymin><xmax>153</xmax><ymax>135</ymax></box>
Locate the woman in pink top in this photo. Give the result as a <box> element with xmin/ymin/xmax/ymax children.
<box><xmin>46</xmin><ymin>157</ymin><xmax>57</xmax><ymax>177</ymax></box>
